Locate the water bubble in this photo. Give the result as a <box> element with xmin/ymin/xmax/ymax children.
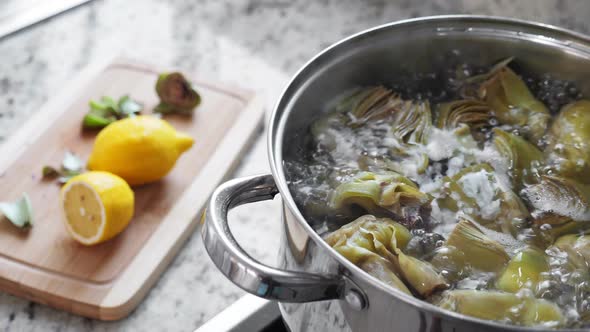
<box><xmin>540</xmin><ymin>223</ymin><xmax>553</xmax><ymax>231</ymax></box>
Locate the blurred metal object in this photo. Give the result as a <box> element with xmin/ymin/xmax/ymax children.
<box><xmin>0</xmin><ymin>0</ymin><xmax>91</xmax><ymax>39</ymax></box>
<box><xmin>194</xmin><ymin>294</ymin><xmax>283</xmax><ymax>332</ymax></box>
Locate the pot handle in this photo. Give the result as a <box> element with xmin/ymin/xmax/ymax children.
<box><xmin>202</xmin><ymin>174</ymin><xmax>367</xmax><ymax>309</ymax></box>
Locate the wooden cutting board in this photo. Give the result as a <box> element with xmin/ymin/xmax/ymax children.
<box><xmin>0</xmin><ymin>58</ymin><xmax>265</xmax><ymax>320</ymax></box>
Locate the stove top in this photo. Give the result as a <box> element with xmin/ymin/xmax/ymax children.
<box><xmin>195</xmin><ymin>294</ymin><xmax>289</xmax><ymax>332</ymax></box>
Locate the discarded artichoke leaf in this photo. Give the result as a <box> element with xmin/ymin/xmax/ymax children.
<box><xmin>62</xmin><ymin>150</ymin><xmax>83</xmax><ymax>173</ymax></box>
<box><xmin>89</xmin><ymin>96</ymin><xmax>117</xmax><ymax>113</ymax></box>
<box><xmin>479</xmin><ymin>65</ymin><xmax>550</xmax><ymax>146</ymax></box>
<box><xmin>545</xmin><ymin>100</ymin><xmax>590</xmax><ymax>183</ymax></box>
<box><xmin>493</xmin><ymin>128</ymin><xmax>543</xmax><ymax>190</ymax></box>
<box><xmin>117</xmin><ymin>95</ymin><xmax>142</xmax><ymax>116</ymax></box>
<box><xmin>445</xmin><ymin>219</ymin><xmax>510</xmax><ymax>272</ymax></box>
<box><xmin>496</xmin><ymin>247</ymin><xmax>549</xmax><ymax>293</ymax></box>
<box><xmin>331</xmin><ymin>171</ymin><xmax>431</xmax><ymax>217</ymax></box>
<box><xmin>434</xmin><ymin>163</ymin><xmax>529</xmax><ymax>235</ymax></box>
<box><xmin>82</xmin><ymin>112</ymin><xmax>116</xmax><ymax>129</ymax></box>
<box><xmin>42</xmin><ymin>151</ymin><xmax>84</xmax><ymax>184</ymax></box>
<box><xmin>553</xmin><ymin>234</ymin><xmax>590</xmax><ymax>269</ymax></box>
<box><xmin>155</xmin><ymin>72</ymin><xmax>201</xmax><ymax>114</ymax></box>
<box><xmin>42</xmin><ymin>166</ymin><xmax>59</xmax><ymax>179</ymax></box>
<box><xmin>0</xmin><ymin>193</ymin><xmax>33</xmax><ymax>228</ymax></box>
<box><xmin>397</xmin><ymin>250</ymin><xmax>447</xmax><ymax>297</ymax></box>
<box><xmin>84</xmin><ymin>95</ymin><xmax>142</xmax><ymax>129</ymax></box>
<box><xmin>436</xmin><ymin>290</ymin><xmax>564</xmax><ymax>327</ymax></box>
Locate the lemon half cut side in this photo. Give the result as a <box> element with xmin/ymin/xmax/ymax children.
<box><xmin>61</xmin><ymin>171</ymin><xmax>134</xmax><ymax>245</ymax></box>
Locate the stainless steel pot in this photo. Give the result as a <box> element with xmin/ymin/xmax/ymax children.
<box><xmin>202</xmin><ymin>16</ymin><xmax>590</xmax><ymax>332</ymax></box>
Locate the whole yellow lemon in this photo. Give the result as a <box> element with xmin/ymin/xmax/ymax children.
<box><xmin>87</xmin><ymin>116</ymin><xmax>194</xmax><ymax>185</ymax></box>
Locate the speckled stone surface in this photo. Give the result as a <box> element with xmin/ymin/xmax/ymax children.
<box><xmin>1</xmin><ymin>0</ymin><xmax>590</xmax><ymax>331</ymax></box>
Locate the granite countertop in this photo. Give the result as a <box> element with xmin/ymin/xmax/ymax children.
<box><xmin>1</xmin><ymin>1</ymin><xmax>590</xmax><ymax>331</ymax></box>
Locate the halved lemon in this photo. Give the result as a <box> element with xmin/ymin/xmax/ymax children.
<box><xmin>60</xmin><ymin>171</ymin><xmax>134</xmax><ymax>245</ymax></box>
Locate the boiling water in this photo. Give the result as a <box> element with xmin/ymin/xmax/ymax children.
<box><xmin>284</xmin><ymin>62</ymin><xmax>588</xmax><ymax>327</ymax></box>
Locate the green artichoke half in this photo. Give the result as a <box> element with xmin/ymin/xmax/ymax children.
<box><xmin>545</xmin><ymin>100</ymin><xmax>590</xmax><ymax>183</ymax></box>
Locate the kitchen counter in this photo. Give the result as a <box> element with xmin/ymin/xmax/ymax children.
<box><xmin>1</xmin><ymin>1</ymin><xmax>589</xmax><ymax>331</ymax></box>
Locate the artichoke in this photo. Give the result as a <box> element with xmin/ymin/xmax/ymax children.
<box><xmin>523</xmin><ymin>175</ymin><xmax>590</xmax><ymax>243</ymax></box>
<box><xmin>344</xmin><ymin>86</ymin><xmax>403</xmax><ymax>124</ymax></box>
<box><xmin>436</xmin><ymin>99</ymin><xmax>493</xmax><ymax>142</ymax></box>
<box><xmin>455</xmin><ymin>57</ymin><xmax>514</xmax><ymax>99</ymax></box>
<box><xmin>478</xmin><ymin>64</ymin><xmax>550</xmax><ymax>146</ymax></box>
<box><xmin>436</xmin><ymin>290</ymin><xmax>564</xmax><ymax>327</ymax></box>
<box><xmin>493</xmin><ymin>128</ymin><xmax>543</xmax><ymax>190</ymax></box>
<box><xmin>325</xmin><ymin>215</ymin><xmax>411</xmax><ymax>262</ymax></box>
<box><xmin>495</xmin><ymin>247</ymin><xmax>549</xmax><ymax>293</ymax></box>
<box><xmin>545</xmin><ymin>100</ymin><xmax>590</xmax><ymax>183</ymax></box>
<box><xmin>434</xmin><ymin>163</ymin><xmax>529</xmax><ymax>235</ymax></box>
<box><xmin>391</xmin><ymin>100</ymin><xmax>432</xmax><ymax>146</ymax></box>
<box><xmin>155</xmin><ymin>72</ymin><xmax>201</xmax><ymax>114</ymax></box>
<box><xmin>325</xmin><ymin>215</ymin><xmax>447</xmax><ymax>297</ymax></box>
<box><xmin>325</xmin><ymin>215</ymin><xmax>412</xmax><ymax>295</ymax></box>
<box><xmin>553</xmin><ymin>234</ymin><xmax>590</xmax><ymax>270</ymax></box>
<box><xmin>443</xmin><ymin>219</ymin><xmax>510</xmax><ymax>273</ymax></box>
<box><xmin>388</xmin><ymin>99</ymin><xmax>432</xmax><ymax>176</ymax></box>
<box><xmin>331</xmin><ymin>171</ymin><xmax>431</xmax><ymax>218</ymax></box>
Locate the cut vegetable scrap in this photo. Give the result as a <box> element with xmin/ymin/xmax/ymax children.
<box><xmin>154</xmin><ymin>72</ymin><xmax>201</xmax><ymax>114</ymax></box>
<box><xmin>0</xmin><ymin>193</ymin><xmax>33</xmax><ymax>228</ymax></box>
<box><xmin>42</xmin><ymin>150</ymin><xmax>84</xmax><ymax>184</ymax></box>
<box><xmin>83</xmin><ymin>95</ymin><xmax>143</xmax><ymax>129</ymax></box>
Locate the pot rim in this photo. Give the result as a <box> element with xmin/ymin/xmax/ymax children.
<box><xmin>268</xmin><ymin>15</ymin><xmax>590</xmax><ymax>331</ymax></box>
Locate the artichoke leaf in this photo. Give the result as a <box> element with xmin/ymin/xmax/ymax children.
<box><xmin>545</xmin><ymin>100</ymin><xmax>590</xmax><ymax>183</ymax></box>
<box><xmin>496</xmin><ymin>247</ymin><xmax>549</xmax><ymax>293</ymax></box>
<box><xmin>478</xmin><ymin>64</ymin><xmax>550</xmax><ymax>146</ymax></box>
<box><xmin>493</xmin><ymin>128</ymin><xmax>543</xmax><ymax>190</ymax></box>
<box><xmin>435</xmin><ymin>290</ymin><xmax>564</xmax><ymax>327</ymax></box>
